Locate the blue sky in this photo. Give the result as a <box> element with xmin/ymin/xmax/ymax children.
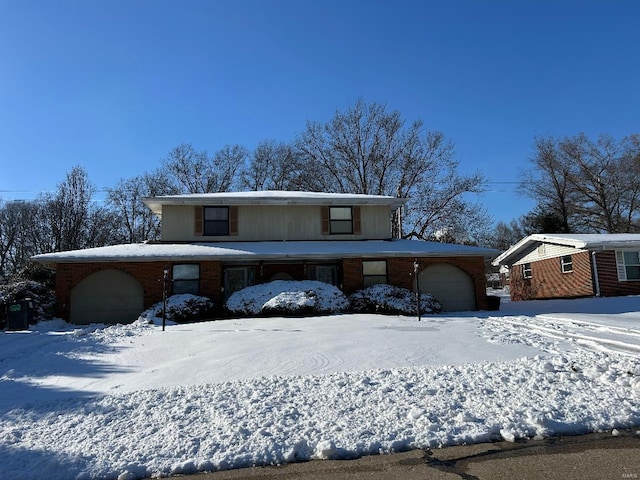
<box><xmin>1</xmin><ymin>0</ymin><xmax>638</xmax><ymax>226</ymax></box>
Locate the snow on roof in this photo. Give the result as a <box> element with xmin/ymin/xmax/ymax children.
<box><xmin>33</xmin><ymin>239</ymin><xmax>498</xmax><ymax>264</ymax></box>
<box><xmin>492</xmin><ymin>233</ymin><xmax>640</xmax><ymax>266</ymax></box>
<box><xmin>143</xmin><ymin>190</ymin><xmax>407</xmax><ymax>215</ymax></box>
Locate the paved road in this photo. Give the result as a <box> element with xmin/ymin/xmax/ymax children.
<box><xmin>173</xmin><ymin>428</ymin><xmax>640</xmax><ymax>480</ymax></box>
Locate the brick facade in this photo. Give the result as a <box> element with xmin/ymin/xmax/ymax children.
<box><xmin>595</xmin><ymin>251</ymin><xmax>640</xmax><ymax>297</ymax></box>
<box><xmin>509</xmin><ymin>250</ymin><xmax>640</xmax><ymax>301</ymax></box>
<box><xmin>386</xmin><ymin>256</ymin><xmax>489</xmax><ymax>310</ymax></box>
<box><xmin>54</xmin><ymin>255</ymin><xmax>491</xmax><ymax>321</ymax></box>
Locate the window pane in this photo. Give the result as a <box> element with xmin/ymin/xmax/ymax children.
<box><xmin>173</xmin><ymin>279</ymin><xmax>199</xmax><ymax>295</ymax></box>
<box><xmin>205</xmin><ymin>207</ymin><xmax>228</xmax><ymax>220</ymax></box>
<box><xmin>363</xmin><ymin>275</ymin><xmax>387</xmax><ymax>287</ymax></box>
<box><xmin>624</xmin><ymin>251</ymin><xmax>640</xmax><ymax>265</ymax></box>
<box><xmin>204</xmin><ymin>221</ymin><xmax>229</xmax><ymax>236</ymax></box>
<box><xmin>173</xmin><ymin>264</ymin><xmax>199</xmax><ymax>280</ymax></box>
<box><xmin>315</xmin><ymin>266</ymin><xmax>337</xmax><ymax>285</ymax></box>
<box><xmin>363</xmin><ymin>261</ymin><xmax>387</xmax><ymax>275</ymax></box>
<box><xmin>330</xmin><ymin>220</ymin><xmax>353</xmax><ymax>234</ymax></box>
<box><xmin>626</xmin><ymin>266</ymin><xmax>640</xmax><ymax>280</ymax></box>
<box><xmin>330</xmin><ymin>207</ymin><xmax>352</xmax><ymax>220</ymax></box>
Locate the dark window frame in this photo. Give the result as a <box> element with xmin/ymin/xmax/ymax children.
<box><xmin>203</xmin><ymin>206</ymin><xmax>230</xmax><ymax>236</ymax></box>
<box><xmin>329</xmin><ymin>206</ymin><xmax>353</xmax><ymax>234</ymax></box>
<box><xmin>560</xmin><ymin>255</ymin><xmax>573</xmax><ymax>274</ymax></box>
<box><xmin>623</xmin><ymin>251</ymin><xmax>640</xmax><ymax>280</ymax></box>
<box><xmin>362</xmin><ymin>260</ymin><xmax>388</xmax><ymax>287</ymax></box>
<box><xmin>172</xmin><ymin>264</ymin><xmax>200</xmax><ymax>295</ymax></box>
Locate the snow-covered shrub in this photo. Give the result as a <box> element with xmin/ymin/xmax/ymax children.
<box><xmin>348</xmin><ymin>284</ymin><xmax>442</xmax><ymax>315</ymax></box>
<box><xmin>0</xmin><ymin>280</ymin><xmax>56</xmax><ymax>322</ymax></box>
<box><xmin>138</xmin><ymin>294</ymin><xmax>215</xmax><ymax>325</ymax></box>
<box><xmin>225</xmin><ymin>280</ymin><xmax>350</xmax><ymax>316</ymax></box>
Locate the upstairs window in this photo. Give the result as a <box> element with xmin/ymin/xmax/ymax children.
<box><xmin>522</xmin><ymin>263</ymin><xmax>532</xmax><ymax>279</ymax></box>
<box><xmin>196</xmin><ymin>206</ymin><xmax>238</xmax><ymax>237</ymax></box>
<box><xmin>560</xmin><ymin>255</ymin><xmax>573</xmax><ymax>273</ymax></box>
<box><xmin>204</xmin><ymin>207</ymin><xmax>229</xmax><ymax>236</ymax></box>
<box><xmin>321</xmin><ymin>206</ymin><xmax>361</xmax><ymax>235</ymax></box>
<box><xmin>330</xmin><ymin>207</ymin><xmax>353</xmax><ymax>234</ymax></box>
<box><xmin>362</xmin><ymin>260</ymin><xmax>387</xmax><ymax>287</ymax></box>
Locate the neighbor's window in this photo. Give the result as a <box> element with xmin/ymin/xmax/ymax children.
<box><xmin>173</xmin><ymin>264</ymin><xmax>200</xmax><ymax>295</ymax></box>
<box><xmin>623</xmin><ymin>251</ymin><xmax>640</xmax><ymax>280</ymax></box>
<box><xmin>560</xmin><ymin>255</ymin><xmax>573</xmax><ymax>273</ymax></box>
<box><xmin>204</xmin><ymin>206</ymin><xmax>229</xmax><ymax>236</ymax></box>
<box><xmin>363</xmin><ymin>260</ymin><xmax>387</xmax><ymax>287</ymax></box>
<box><xmin>522</xmin><ymin>263</ymin><xmax>532</xmax><ymax>279</ymax></box>
<box><xmin>329</xmin><ymin>207</ymin><xmax>353</xmax><ymax>234</ymax></box>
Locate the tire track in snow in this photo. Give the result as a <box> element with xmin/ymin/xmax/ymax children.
<box><xmin>491</xmin><ymin>316</ymin><xmax>640</xmax><ymax>357</ymax></box>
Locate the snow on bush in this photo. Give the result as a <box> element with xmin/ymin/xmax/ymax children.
<box><xmin>226</xmin><ymin>280</ymin><xmax>350</xmax><ymax>316</ymax></box>
<box><xmin>349</xmin><ymin>284</ymin><xmax>442</xmax><ymax>315</ymax></box>
<box><xmin>138</xmin><ymin>294</ymin><xmax>215</xmax><ymax>325</ymax></box>
<box><xmin>0</xmin><ymin>280</ymin><xmax>56</xmax><ymax>321</ymax></box>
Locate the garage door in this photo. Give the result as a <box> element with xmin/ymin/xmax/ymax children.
<box><xmin>71</xmin><ymin>269</ymin><xmax>144</xmax><ymax>325</ymax></box>
<box><xmin>418</xmin><ymin>263</ymin><xmax>475</xmax><ymax>312</ymax></box>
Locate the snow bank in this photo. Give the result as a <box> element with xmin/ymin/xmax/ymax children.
<box><xmin>1</xmin><ymin>295</ymin><xmax>639</xmax><ymax>479</ymax></box>
<box><xmin>1</xmin><ymin>349</ymin><xmax>638</xmax><ymax>479</ymax></box>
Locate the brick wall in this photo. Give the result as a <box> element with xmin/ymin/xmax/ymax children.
<box><xmin>55</xmin><ymin>262</ymin><xmax>168</xmax><ymax>320</ymax></box>
<box><xmin>595</xmin><ymin>251</ymin><xmax>640</xmax><ymax>297</ymax></box>
<box><xmin>386</xmin><ymin>256</ymin><xmax>489</xmax><ymax>310</ymax></box>
<box><xmin>53</xmin><ymin>254</ymin><xmax>492</xmax><ymax>320</ymax></box>
<box><xmin>55</xmin><ymin>261</ymin><xmax>226</xmax><ymax>320</ymax></box>
<box><xmin>509</xmin><ymin>251</ymin><xmax>594</xmax><ymax>301</ymax></box>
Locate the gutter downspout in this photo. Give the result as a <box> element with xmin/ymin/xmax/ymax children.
<box><xmin>591</xmin><ymin>250</ymin><xmax>601</xmax><ymax>297</ymax></box>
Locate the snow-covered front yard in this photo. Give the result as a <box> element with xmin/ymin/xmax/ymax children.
<box><xmin>2</xmin><ymin>294</ymin><xmax>640</xmax><ymax>479</ymax></box>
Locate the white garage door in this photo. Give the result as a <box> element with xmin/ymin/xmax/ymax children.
<box><xmin>71</xmin><ymin>269</ymin><xmax>144</xmax><ymax>325</ymax></box>
<box><xmin>418</xmin><ymin>263</ymin><xmax>475</xmax><ymax>312</ymax></box>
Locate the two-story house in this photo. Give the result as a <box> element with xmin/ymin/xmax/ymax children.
<box><xmin>33</xmin><ymin>191</ymin><xmax>498</xmax><ymax>324</ymax></box>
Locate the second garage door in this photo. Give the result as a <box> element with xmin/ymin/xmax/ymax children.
<box><xmin>418</xmin><ymin>263</ymin><xmax>475</xmax><ymax>312</ymax></box>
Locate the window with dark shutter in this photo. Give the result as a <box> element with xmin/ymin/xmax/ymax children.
<box><xmin>203</xmin><ymin>206</ymin><xmax>230</xmax><ymax>236</ymax></box>
<box><xmin>329</xmin><ymin>207</ymin><xmax>353</xmax><ymax>234</ymax></box>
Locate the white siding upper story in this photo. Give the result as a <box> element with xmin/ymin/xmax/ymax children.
<box><xmin>143</xmin><ymin>191</ymin><xmax>405</xmax><ymax>243</ymax></box>
<box><xmin>513</xmin><ymin>242</ymin><xmax>586</xmax><ymax>266</ymax></box>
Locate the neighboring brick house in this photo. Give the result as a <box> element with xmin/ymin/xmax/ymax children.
<box><xmin>492</xmin><ymin>233</ymin><xmax>640</xmax><ymax>301</ymax></box>
<box><xmin>33</xmin><ymin>191</ymin><xmax>498</xmax><ymax>324</ymax></box>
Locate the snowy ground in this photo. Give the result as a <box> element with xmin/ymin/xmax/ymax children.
<box><xmin>1</xmin><ymin>294</ymin><xmax>640</xmax><ymax>480</ymax></box>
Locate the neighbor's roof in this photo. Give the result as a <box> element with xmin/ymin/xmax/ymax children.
<box><xmin>492</xmin><ymin>233</ymin><xmax>640</xmax><ymax>267</ymax></box>
<box><xmin>143</xmin><ymin>191</ymin><xmax>408</xmax><ymax>215</ymax></box>
<box><xmin>33</xmin><ymin>239</ymin><xmax>498</xmax><ymax>265</ymax></box>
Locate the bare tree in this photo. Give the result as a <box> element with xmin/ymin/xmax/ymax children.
<box><xmin>293</xmin><ymin>99</ymin><xmax>489</xmax><ymax>242</ymax></box>
<box><xmin>39</xmin><ymin>166</ymin><xmax>96</xmax><ymax>251</ymax></box>
<box><xmin>519</xmin><ymin>136</ymin><xmax>575</xmax><ymax>232</ymax></box>
<box><xmin>241</xmin><ymin>140</ymin><xmax>299</xmax><ymax>190</ymax></box>
<box><xmin>0</xmin><ymin>200</ymin><xmax>32</xmax><ymax>277</ymax></box>
<box><xmin>161</xmin><ymin>143</ymin><xmax>246</xmax><ymax>194</ymax></box>
<box><xmin>522</xmin><ymin>133</ymin><xmax>640</xmax><ymax>233</ymax></box>
<box><xmin>106</xmin><ymin>173</ymin><xmax>166</xmax><ymax>243</ymax></box>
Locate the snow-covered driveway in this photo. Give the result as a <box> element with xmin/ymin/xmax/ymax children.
<box><xmin>1</xmin><ymin>295</ymin><xmax>639</xmax><ymax>480</ymax></box>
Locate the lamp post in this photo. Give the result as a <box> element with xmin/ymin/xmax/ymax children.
<box><xmin>162</xmin><ymin>267</ymin><xmax>169</xmax><ymax>331</ymax></box>
<box><xmin>414</xmin><ymin>259</ymin><xmax>421</xmax><ymax>321</ymax></box>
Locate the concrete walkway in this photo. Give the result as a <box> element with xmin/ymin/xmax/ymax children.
<box><xmin>173</xmin><ymin>428</ymin><xmax>640</xmax><ymax>480</ymax></box>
